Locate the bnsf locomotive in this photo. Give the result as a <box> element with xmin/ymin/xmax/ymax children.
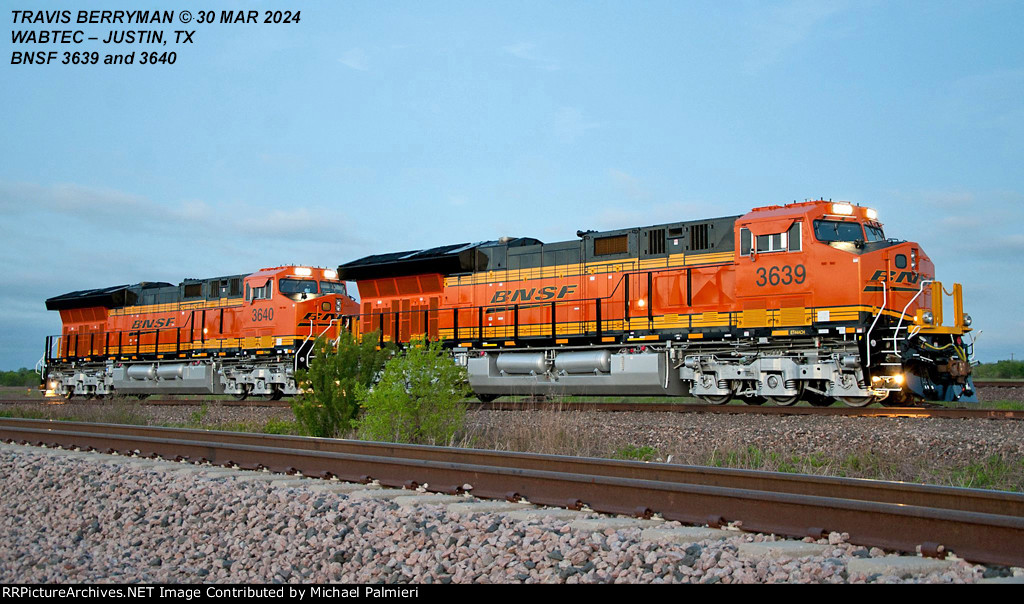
<box><xmin>43</xmin><ymin>266</ymin><xmax>359</xmax><ymax>399</ymax></box>
<box><xmin>338</xmin><ymin>200</ymin><xmax>976</xmax><ymax>406</ymax></box>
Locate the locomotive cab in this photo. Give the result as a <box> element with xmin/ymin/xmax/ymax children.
<box><xmin>731</xmin><ymin>200</ymin><xmax>974</xmax><ymax>405</ymax></box>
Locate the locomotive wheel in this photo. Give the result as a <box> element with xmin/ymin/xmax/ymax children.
<box><xmin>744</xmin><ymin>396</ymin><xmax>767</xmax><ymax>406</ymax></box>
<box><xmin>476</xmin><ymin>393</ymin><xmax>498</xmax><ymax>403</ymax></box>
<box><xmin>270</xmin><ymin>388</ymin><xmax>284</xmax><ymax>401</ymax></box>
<box><xmin>232</xmin><ymin>385</ymin><xmax>250</xmax><ymax>401</ymax></box>
<box><xmin>766</xmin><ymin>394</ymin><xmax>800</xmax><ymax>406</ymax></box>
<box><xmin>695</xmin><ymin>394</ymin><xmax>731</xmax><ymax>405</ymax></box>
<box><xmin>838</xmin><ymin>396</ymin><xmax>874</xmax><ymax>407</ymax></box>
<box><xmin>879</xmin><ymin>391</ymin><xmax>909</xmax><ymax>407</ymax></box>
<box><xmin>803</xmin><ymin>391</ymin><xmax>833</xmax><ymax>407</ymax></box>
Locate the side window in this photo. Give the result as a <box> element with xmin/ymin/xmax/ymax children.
<box><xmin>248</xmin><ymin>280</ymin><xmax>273</xmax><ymax>301</ymax></box>
<box><xmin>787</xmin><ymin>222</ymin><xmax>801</xmax><ymax>252</ymax></box>
<box><xmin>756</xmin><ymin>232</ymin><xmax>787</xmax><ymax>253</ymax></box>
<box><xmin>746</xmin><ymin>222</ymin><xmax>801</xmax><ymax>254</ymax></box>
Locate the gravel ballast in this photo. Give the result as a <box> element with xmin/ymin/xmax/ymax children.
<box><xmin>0</xmin><ymin>445</ymin><xmax>1011</xmax><ymax>584</ymax></box>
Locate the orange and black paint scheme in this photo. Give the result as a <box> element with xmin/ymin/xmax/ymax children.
<box><xmin>43</xmin><ymin>266</ymin><xmax>359</xmax><ymax>399</ymax></box>
<box><xmin>339</xmin><ymin>200</ymin><xmax>975</xmax><ymax>406</ymax></box>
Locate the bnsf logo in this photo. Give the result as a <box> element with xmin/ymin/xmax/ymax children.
<box><xmin>301</xmin><ymin>312</ymin><xmax>346</xmax><ymax>321</ymax></box>
<box><xmin>869</xmin><ymin>270</ymin><xmax>920</xmax><ymax>284</ymax></box>
<box><xmin>490</xmin><ymin>285</ymin><xmax>578</xmax><ymax>304</ymax></box>
<box><xmin>131</xmin><ymin>318</ymin><xmax>175</xmax><ymax>329</ymax></box>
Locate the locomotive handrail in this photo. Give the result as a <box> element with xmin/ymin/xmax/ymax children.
<box><xmin>865</xmin><ymin>279</ymin><xmax>887</xmax><ymax>368</ymax></box>
<box><xmin>351</xmin><ymin>267</ymin><xmax>733</xmax><ymax>346</ymax></box>
<box><xmin>897</xmin><ymin>279</ymin><xmax>934</xmax><ymax>343</ymax></box>
<box><xmin>52</xmin><ymin>311</ymin><xmax>202</xmax><ymax>362</ymax></box>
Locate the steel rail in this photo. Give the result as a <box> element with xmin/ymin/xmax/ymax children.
<box><xmin>472</xmin><ymin>401</ymin><xmax>1024</xmax><ymax>419</ymax></box>
<box><xmin>3</xmin><ymin>417</ymin><xmax>1022</xmax><ymax>517</ymax></box>
<box><xmin>1</xmin><ymin>419</ymin><xmax>1022</xmax><ymax>567</ymax></box>
<box><xmin>972</xmin><ymin>380</ymin><xmax>1024</xmax><ymax>388</ymax></box>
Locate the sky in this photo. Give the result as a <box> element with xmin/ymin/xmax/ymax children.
<box><xmin>1</xmin><ymin>0</ymin><xmax>1022</xmax><ymax>369</ymax></box>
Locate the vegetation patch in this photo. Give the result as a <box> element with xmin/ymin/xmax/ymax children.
<box><xmin>612</xmin><ymin>444</ymin><xmax>659</xmax><ymax>462</ymax></box>
<box><xmin>0</xmin><ymin>369</ymin><xmax>40</xmax><ymax>388</ymax></box>
<box><xmin>290</xmin><ymin>331</ymin><xmax>393</xmax><ymax>437</ymax></box>
<box><xmin>973</xmin><ymin>360</ymin><xmax>1024</xmax><ymax>380</ymax></box>
<box><xmin>356</xmin><ymin>339</ymin><xmax>471</xmax><ymax>445</ymax></box>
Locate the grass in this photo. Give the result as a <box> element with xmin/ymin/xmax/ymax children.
<box><xmin>612</xmin><ymin>444</ymin><xmax>659</xmax><ymax>461</ymax></box>
<box><xmin>981</xmin><ymin>400</ymin><xmax>1024</xmax><ymax>411</ymax></box>
<box><xmin>946</xmin><ymin>455</ymin><xmax>1024</xmax><ymax>490</ymax></box>
<box><xmin>704</xmin><ymin>445</ymin><xmax>1024</xmax><ymax>492</ymax></box>
<box><xmin>707</xmin><ymin>445</ymin><xmax>903</xmax><ymax>479</ymax></box>
<box><xmin>0</xmin><ymin>398</ymin><xmax>148</xmax><ymax>425</ymax></box>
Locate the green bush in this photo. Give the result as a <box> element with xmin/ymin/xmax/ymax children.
<box><xmin>291</xmin><ymin>331</ymin><xmax>393</xmax><ymax>437</ymax></box>
<box><xmin>0</xmin><ymin>368</ymin><xmax>40</xmax><ymax>387</ymax></box>
<box><xmin>355</xmin><ymin>338</ymin><xmax>471</xmax><ymax>445</ymax></box>
<box><xmin>973</xmin><ymin>360</ymin><xmax>1024</xmax><ymax>379</ymax></box>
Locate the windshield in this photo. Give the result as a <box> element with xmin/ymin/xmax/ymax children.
<box><xmin>814</xmin><ymin>220</ymin><xmax>865</xmax><ymax>243</ymax></box>
<box><xmin>279</xmin><ymin>279</ymin><xmax>318</xmax><ymax>294</ymax></box>
<box><xmin>320</xmin><ymin>281</ymin><xmax>347</xmax><ymax>295</ymax></box>
<box><xmin>865</xmin><ymin>225</ymin><xmax>886</xmax><ymax>242</ymax></box>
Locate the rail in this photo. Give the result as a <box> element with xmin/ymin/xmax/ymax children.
<box><xmin>2</xmin><ymin>418</ymin><xmax>1022</xmax><ymax>567</ymax></box>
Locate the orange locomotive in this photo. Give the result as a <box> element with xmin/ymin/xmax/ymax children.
<box><xmin>339</xmin><ymin>200</ymin><xmax>976</xmax><ymax>406</ymax></box>
<box><xmin>43</xmin><ymin>266</ymin><xmax>358</xmax><ymax>399</ymax></box>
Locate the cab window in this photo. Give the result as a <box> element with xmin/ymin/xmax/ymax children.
<box><xmin>740</xmin><ymin>222</ymin><xmax>801</xmax><ymax>254</ymax></box>
<box><xmin>320</xmin><ymin>281</ymin><xmax>347</xmax><ymax>295</ymax></box>
<box><xmin>248</xmin><ymin>279</ymin><xmax>273</xmax><ymax>301</ymax></box>
<box><xmin>279</xmin><ymin>279</ymin><xmax>318</xmax><ymax>295</ymax></box>
<box><xmin>865</xmin><ymin>225</ymin><xmax>885</xmax><ymax>242</ymax></box>
<box><xmin>814</xmin><ymin>220</ymin><xmax>864</xmax><ymax>242</ymax></box>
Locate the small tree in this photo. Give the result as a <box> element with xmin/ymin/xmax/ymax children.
<box><xmin>291</xmin><ymin>331</ymin><xmax>393</xmax><ymax>437</ymax></box>
<box><xmin>356</xmin><ymin>338</ymin><xmax>471</xmax><ymax>445</ymax></box>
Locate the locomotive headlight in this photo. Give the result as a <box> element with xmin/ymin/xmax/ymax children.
<box><xmin>894</xmin><ymin>374</ymin><xmax>904</xmax><ymax>385</ymax></box>
<box><xmin>922</xmin><ymin>310</ymin><xmax>934</xmax><ymax>325</ymax></box>
<box><xmin>336</xmin><ymin>298</ymin><xmax>342</xmax><ymax>312</ymax></box>
<box><xmin>324</xmin><ymin>269</ymin><xmax>338</xmax><ymax>280</ymax></box>
<box><xmin>637</xmin><ymin>299</ymin><xmax>646</xmax><ymax>308</ymax></box>
<box><xmin>963</xmin><ymin>314</ymin><xmax>972</xmax><ymax>327</ymax></box>
<box><xmin>865</xmin><ymin>208</ymin><xmax>878</xmax><ymax>220</ymax></box>
<box><xmin>295</xmin><ymin>267</ymin><xmax>313</xmax><ymax>276</ymax></box>
<box><xmin>831</xmin><ymin>203</ymin><xmax>854</xmax><ymax>215</ymax></box>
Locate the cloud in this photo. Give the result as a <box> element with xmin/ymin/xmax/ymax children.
<box><xmin>553</xmin><ymin>107</ymin><xmax>601</xmax><ymax>143</ymax></box>
<box><xmin>338</xmin><ymin>48</ymin><xmax>370</xmax><ymax>71</ymax></box>
<box><xmin>0</xmin><ymin>181</ymin><xmax>366</xmax><ymax>246</ymax></box>
<box><xmin>502</xmin><ymin>42</ymin><xmax>560</xmax><ymax>71</ymax></box>
<box><xmin>0</xmin><ymin>180</ymin><xmax>380</xmax><ymax>369</ymax></box>
<box><xmin>609</xmin><ymin>169</ymin><xmax>651</xmax><ymax>201</ymax></box>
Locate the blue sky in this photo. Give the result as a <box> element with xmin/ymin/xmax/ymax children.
<box><xmin>1</xmin><ymin>0</ymin><xmax>1022</xmax><ymax>369</ymax></box>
